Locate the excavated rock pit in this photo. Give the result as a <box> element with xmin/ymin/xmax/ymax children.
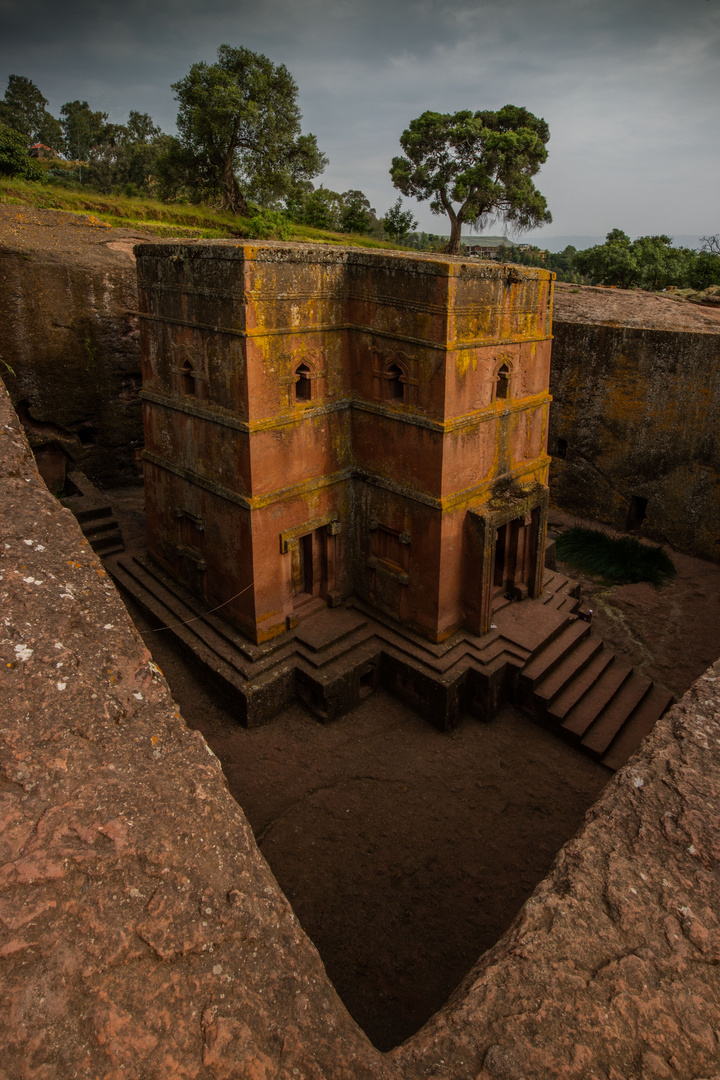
<box><xmin>4</xmin><ymin>377</ymin><xmax>720</xmax><ymax>1079</ymax></box>
<box><xmin>109</xmin><ymin>488</ymin><xmax>720</xmax><ymax>1050</ymax></box>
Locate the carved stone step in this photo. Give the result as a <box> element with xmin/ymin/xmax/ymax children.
<box><xmin>546</xmin><ymin>647</ymin><xmax>615</xmax><ymax>721</ymax></box>
<box><xmin>601</xmin><ymin>685</ymin><xmax>675</xmax><ymax>771</ymax></box>
<box><xmin>534</xmin><ymin>635</ymin><xmax>604</xmax><ymax>705</ymax></box>
<box><xmin>519</xmin><ymin>619</ymin><xmax>590</xmax><ymax>693</ymax></box>
<box><xmin>561</xmin><ymin>659</ymin><xmax>633</xmax><ymax>739</ymax></box>
<box><xmin>581</xmin><ymin>674</ymin><xmax>653</xmax><ymax>756</ymax></box>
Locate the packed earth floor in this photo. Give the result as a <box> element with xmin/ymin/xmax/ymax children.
<box><xmin>108</xmin><ymin>489</ymin><xmax>720</xmax><ymax>1050</ymax></box>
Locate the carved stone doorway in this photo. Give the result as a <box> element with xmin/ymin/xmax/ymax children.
<box><xmin>493</xmin><ymin>508</ymin><xmax>539</xmax><ymax>601</ymax></box>
<box><xmin>292</xmin><ymin>527</ymin><xmax>329</xmax><ymax>610</ymax></box>
<box><xmin>465</xmin><ymin>486</ymin><xmax>549</xmax><ymax>636</ymax></box>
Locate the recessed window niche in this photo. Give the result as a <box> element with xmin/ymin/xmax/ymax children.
<box><xmin>294</xmin><ymin>362</ymin><xmax>312</xmax><ymax>402</ymax></box>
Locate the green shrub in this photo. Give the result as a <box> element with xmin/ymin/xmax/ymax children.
<box><xmin>555</xmin><ymin>527</ymin><xmax>675</xmax><ymax>586</ymax></box>
<box><xmin>0</xmin><ymin>123</ymin><xmax>31</xmax><ymax>177</ymax></box>
<box><xmin>247</xmin><ymin>208</ymin><xmax>289</xmax><ymax>240</ymax></box>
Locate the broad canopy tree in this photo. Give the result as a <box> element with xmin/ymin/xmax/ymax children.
<box><xmin>168</xmin><ymin>45</ymin><xmax>327</xmax><ymax>215</ymax></box>
<box><xmin>390</xmin><ymin>105</ymin><xmax>552</xmax><ymax>254</ymax></box>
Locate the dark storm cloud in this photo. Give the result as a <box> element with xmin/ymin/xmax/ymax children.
<box><xmin>1</xmin><ymin>0</ymin><xmax>718</xmax><ymax>234</ymax></box>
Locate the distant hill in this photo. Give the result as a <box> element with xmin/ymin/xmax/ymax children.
<box><xmin>457</xmin><ymin>233</ymin><xmax>710</xmax><ymax>253</ymax></box>
<box><xmin>508</xmin><ymin>234</ymin><xmax>709</xmax><ymax>254</ymax></box>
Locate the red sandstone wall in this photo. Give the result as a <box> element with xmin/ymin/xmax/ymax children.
<box><xmin>144</xmin><ymin>464</ymin><xmax>258</xmax><ymax>633</ymax></box>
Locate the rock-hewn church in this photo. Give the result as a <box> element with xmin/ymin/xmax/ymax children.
<box><xmin>137</xmin><ymin>241</ymin><xmax>554</xmax><ymax>646</ymax></box>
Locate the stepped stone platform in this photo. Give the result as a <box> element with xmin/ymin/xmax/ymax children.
<box><xmin>108</xmin><ymin>551</ymin><xmax>673</xmax><ymax>770</ymax></box>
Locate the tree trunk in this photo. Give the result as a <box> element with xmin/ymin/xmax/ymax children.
<box><xmin>443</xmin><ymin>216</ymin><xmax>463</xmax><ymax>255</ymax></box>
<box><xmin>221</xmin><ymin>153</ymin><xmax>250</xmax><ymax>217</ymax></box>
<box><xmin>440</xmin><ymin>194</ymin><xmax>462</xmax><ymax>255</ymax></box>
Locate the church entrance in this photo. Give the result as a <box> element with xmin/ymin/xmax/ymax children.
<box><xmin>493</xmin><ymin>508</ymin><xmax>540</xmax><ymax>602</ymax></box>
<box><xmin>292</xmin><ymin>527</ymin><xmax>329</xmax><ymax>610</ymax></box>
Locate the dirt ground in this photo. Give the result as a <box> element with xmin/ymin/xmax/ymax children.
<box><xmin>108</xmin><ymin>488</ymin><xmax>720</xmax><ymax>1051</ymax></box>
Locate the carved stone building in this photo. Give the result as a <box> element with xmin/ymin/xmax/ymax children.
<box><xmin>136</xmin><ymin>242</ymin><xmax>554</xmax><ymax>646</ymax></box>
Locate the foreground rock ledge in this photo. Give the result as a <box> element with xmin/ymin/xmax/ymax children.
<box><xmin>2</xmin><ymin>374</ymin><xmax>719</xmax><ymax>1079</ymax></box>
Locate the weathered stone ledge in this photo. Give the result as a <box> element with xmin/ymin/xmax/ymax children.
<box><xmin>554</xmin><ymin>280</ymin><xmax>720</xmax><ymax>333</ymax></box>
<box><xmin>2</xmin><ymin>375</ymin><xmax>720</xmax><ymax>1079</ymax></box>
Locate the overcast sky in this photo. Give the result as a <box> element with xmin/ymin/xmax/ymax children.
<box><xmin>1</xmin><ymin>0</ymin><xmax>718</xmax><ymax>243</ymax></box>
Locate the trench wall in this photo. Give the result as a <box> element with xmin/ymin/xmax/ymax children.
<box><xmin>0</xmin><ymin>206</ymin><xmax>146</xmax><ymax>488</ymax></box>
<box><xmin>549</xmin><ymin>318</ymin><xmax>720</xmax><ymax>559</ymax></box>
<box><xmin>4</xmin><ymin>374</ymin><xmax>720</xmax><ymax>1078</ymax></box>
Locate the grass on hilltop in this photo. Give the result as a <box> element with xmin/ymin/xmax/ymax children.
<box><xmin>555</xmin><ymin>527</ymin><xmax>676</xmax><ymax>587</ymax></box>
<box><xmin>0</xmin><ymin>176</ymin><xmax>405</xmax><ymax>249</ymax></box>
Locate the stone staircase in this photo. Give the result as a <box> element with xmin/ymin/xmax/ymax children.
<box><xmin>61</xmin><ymin>471</ymin><xmax>124</xmax><ymax>557</ymax></box>
<box><xmin>516</xmin><ymin>612</ymin><xmax>673</xmax><ymax>771</ymax></box>
<box><xmin>106</xmin><ymin>553</ymin><xmax>673</xmax><ymax>771</ymax></box>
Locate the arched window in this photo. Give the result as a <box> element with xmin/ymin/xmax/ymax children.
<box><xmin>385</xmin><ymin>363</ymin><xmax>405</xmax><ymax>402</ymax></box>
<box><xmin>294</xmin><ymin>362</ymin><xmax>312</xmax><ymax>402</ymax></box>
<box><xmin>181</xmin><ymin>359</ymin><xmax>196</xmax><ymax>396</ymax></box>
<box><xmin>496</xmin><ymin>364</ymin><xmax>510</xmax><ymax>401</ymax></box>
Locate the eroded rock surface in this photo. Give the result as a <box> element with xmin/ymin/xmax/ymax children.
<box><xmin>553</xmin><ymin>280</ymin><xmax>720</xmax><ymax>332</ymax></box>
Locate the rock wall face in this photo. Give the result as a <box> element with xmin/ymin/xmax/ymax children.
<box><xmin>4</xmin><ymin>374</ymin><xmax>720</xmax><ymax>1078</ymax></box>
<box><xmin>0</xmin><ymin>206</ymin><xmax>150</xmax><ymax>489</ymax></box>
<box><xmin>549</xmin><ymin>283</ymin><xmax>720</xmax><ymax>559</ymax></box>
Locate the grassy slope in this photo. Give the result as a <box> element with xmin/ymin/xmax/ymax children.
<box><xmin>0</xmin><ymin>177</ymin><xmax>403</xmax><ymax>249</ymax></box>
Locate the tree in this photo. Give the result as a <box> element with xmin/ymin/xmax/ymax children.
<box><xmin>573</xmin><ymin>230</ymin><xmax>703</xmax><ymax>291</ymax></box>
<box><xmin>0</xmin><ymin>122</ymin><xmax>42</xmax><ymax>179</ymax></box>
<box><xmin>286</xmin><ymin>185</ymin><xmax>380</xmax><ymax>235</ymax></box>
<box><xmin>700</xmin><ymin>235</ymin><xmax>720</xmax><ymax>255</ymax></box>
<box><xmin>113</xmin><ymin>112</ymin><xmax>170</xmax><ymax>193</ymax></box>
<box><xmin>690</xmin><ymin>251</ymin><xmax>720</xmax><ymax>290</ymax></box>
<box><xmin>339</xmin><ymin>189</ymin><xmax>375</xmax><ymax>234</ymax></box>
<box><xmin>574</xmin><ymin>230</ymin><xmax>641</xmax><ymax>289</ymax></box>
<box><xmin>169</xmin><ymin>45</ymin><xmax>327</xmax><ymax>215</ymax></box>
<box><xmin>0</xmin><ymin>75</ymin><xmax>64</xmax><ymax>151</ymax></box>
<box><xmin>82</xmin><ymin>110</ymin><xmax>170</xmax><ymax>194</ymax></box>
<box><xmin>390</xmin><ymin>105</ymin><xmax>552</xmax><ymax>255</ymax></box>
<box><xmin>60</xmin><ymin>100</ymin><xmax>110</xmax><ymax>161</ymax></box>
<box><xmin>382</xmin><ymin>197</ymin><xmax>418</xmax><ymax>244</ymax></box>
<box><xmin>631</xmin><ymin>235</ymin><xmax>693</xmax><ymax>291</ymax></box>
<box><xmin>287</xmin><ymin>184</ymin><xmax>343</xmax><ymax>229</ymax></box>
